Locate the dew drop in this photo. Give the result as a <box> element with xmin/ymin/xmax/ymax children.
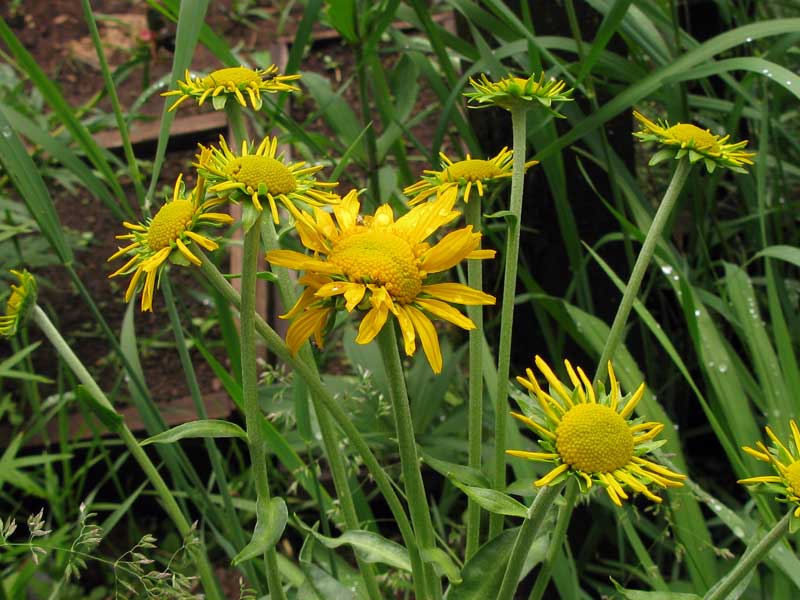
<box><xmin>745</xmin><ymin>37</ymin><xmax>753</xmax><ymax>43</ymax></box>
<box><xmin>694</xmin><ymin>309</ymin><xmax>702</xmax><ymax>317</ymax></box>
<box><xmin>788</xmin><ymin>81</ymin><xmax>793</xmax><ymax>86</ymax></box>
<box><xmin>661</xmin><ymin>265</ymin><xmax>673</xmax><ymax>275</ymax></box>
<box><xmin>0</xmin><ymin>126</ymin><xmax>12</xmax><ymax>139</ymax></box>
<box><xmin>718</xmin><ymin>363</ymin><xmax>728</xmax><ymax>373</ymax></box>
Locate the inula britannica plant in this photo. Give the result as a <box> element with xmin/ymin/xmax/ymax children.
<box><xmin>1</xmin><ymin>3</ymin><xmax>797</xmax><ymax>599</ymax></box>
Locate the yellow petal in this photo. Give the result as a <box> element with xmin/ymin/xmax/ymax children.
<box><xmin>404</xmin><ymin>305</ymin><xmax>442</xmax><ymax>373</ymax></box>
<box><xmin>421</xmin><ymin>283</ymin><xmax>495</xmax><ymax>305</ymax></box>
<box><xmin>414</xmin><ymin>298</ymin><xmax>474</xmax><ymax>330</ymax></box>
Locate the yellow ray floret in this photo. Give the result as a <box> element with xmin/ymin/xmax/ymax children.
<box><xmin>107</xmin><ymin>168</ymin><xmax>233</xmax><ymax>312</ymax></box>
<box><xmin>739</xmin><ymin>420</ymin><xmax>800</xmax><ymax>518</ymax></box>
<box><xmin>464</xmin><ymin>72</ymin><xmax>573</xmax><ymax>113</ymax></box>
<box><xmin>196</xmin><ymin>135</ymin><xmax>339</xmax><ymax>224</ymax></box>
<box><xmin>266</xmin><ymin>188</ymin><xmax>496</xmax><ymax>373</ymax></box>
<box><xmin>633</xmin><ymin>110</ymin><xmax>755</xmax><ymax>173</ymax></box>
<box><xmin>162</xmin><ymin>65</ymin><xmax>301</xmax><ymax>112</ymax></box>
<box><xmin>0</xmin><ymin>269</ymin><xmax>37</xmax><ymax>338</ymax></box>
<box><xmin>403</xmin><ymin>148</ymin><xmax>538</xmax><ymax>205</ymax></box>
<box><xmin>508</xmin><ymin>358</ymin><xmax>686</xmax><ymax>506</ymax></box>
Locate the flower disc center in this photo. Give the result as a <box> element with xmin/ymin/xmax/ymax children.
<box><xmin>329</xmin><ymin>231</ymin><xmax>422</xmax><ymax>303</ymax></box>
<box><xmin>201</xmin><ymin>67</ymin><xmax>260</xmax><ymax>87</ymax></box>
<box><xmin>147</xmin><ymin>199</ymin><xmax>194</xmax><ymax>251</ymax></box>
<box><xmin>445</xmin><ymin>159</ymin><xmax>503</xmax><ymax>182</ymax></box>
<box><xmin>787</xmin><ymin>460</ymin><xmax>800</xmax><ymax>496</ymax></box>
<box><xmin>556</xmin><ymin>403</ymin><xmax>634</xmax><ymax>473</ymax></box>
<box><xmin>225</xmin><ymin>155</ymin><xmax>297</xmax><ymax>195</ymax></box>
<box><xmin>666</xmin><ymin>124</ymin><xmax>719</xmax><ymax>151</ymax></box>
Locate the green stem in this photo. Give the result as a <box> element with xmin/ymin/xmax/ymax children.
<box><xmin>240</xmin><ymin>213</ymin><xmax>286</xmax><ymax>599</ymax></box>
<box><xmin>496</xmin><ymin>483</ymin><xmax>564</xmax><ymax>600</ymax></box>
<box><xmin>704</xmin><ymin>512</ymin><xmax>791</xmax><ymax>600</ymax></box>
<box><xmin>465</xmin><ymin>198</ymin><xmax>484</xmax><ymax>559</ymax></box>
<box><xmin>528</xmin><ymin>479</ymin><xmax>578</xmax><ymax>600</ymax></box>
<box><xmin>593</xmin><ymin>157</ymin><xmax>692</xmax><ymax>384</ymax></box>
<box><xmin>376</xmin><ymin>324</ymin><xmax>441</xmax><ymax>599</ymax></box>
<box><xmin>226</xmin><ymin>102</ymin><xmax>249</xmax><ymax>144</ymax></box>
<box><xmin>30</xmin><ymin>305</ymin><xmax>222</xmax><ymax>600</ymax></box>
<box><xmin>197</xmin><ymin>252</ymin><xmax>427</xmax><ymax>599</ymax></box>
<box><xmin>161</xmin><ymin>278</ymin><xmax>260</xmax><ymax>590</ymax></box>
<box><xmin>354</xmin><ymin>44</ymin><xmax>381</xmax><ymax>207</ymax></box>
<box><xmin>490</xmin><ymin>104</ymin><xmax>528</xmax><ymax>538</ymax></box>
<box><xmin>261</xmin><ymin>218</ymin><xmax>383</xmax><ymax>600</ymax></box>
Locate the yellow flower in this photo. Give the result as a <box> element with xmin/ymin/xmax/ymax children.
<box><xmin>107</xmin><ymin>165</ymin><xmax>233</xmax><ymax>312</ymax></box>
<box><xmin>507</xmin><ymin>357</ymin><xmax>686</xmax><ymax>506</ymax></box>
<box><xmin>196</xmin><ymin>135</ymin><xmax>339</xmax><ymax>225</ymax></box>
<box><xmin>266</xmin><ymin>189</ymin><xmax>496</xmax><ymax>373</ymax></box>
<box><xmin>0</xmin><ymin>270</ymin><xmax>37</xmax><ymax>337</ymax></box>
<box><xmin>739</xmin><ymin>420</ymin><xmax>800</xmax><ymax>518</ymax></box>
<box><xmin>633</xmin><ymin>110</ymin><xmax>756</xmax><ymax>173</ymax></box>
<box><xmin>162</xmin><ymin>65</ymin><xmax>301</xmax><ymax>112</ymax></box>
<box><xmin>403</xmin><ymin>148</ymin><xmax>538</xmax><ymax>205</ymax></box>
<box><xmin>464</xmin><ymin>72</ymin><xmax>572</xmax><ymax>113</ymax></box>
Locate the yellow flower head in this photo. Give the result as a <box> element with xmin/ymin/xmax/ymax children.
<box><xmin>196</xmin><ymin>135</ymin><xmax>339</xmax><ymax>226</ymax></box>
<box><xmin>403</xmin><ymin>148</ymin><xmax>539</xmax><ymax>205</ymax></box>
<box><xmin>266</xmin><ymin>189</ymin><xmax>497</xmax><ymax>373</ymax></box>
<box><xmin>107</xmin><ymin>163</ymin><xmax>233</xmax><ymax>312</ymax></box>
<box><xmin>464</xmin><ymin>72</ymin><xmax>573</xmax><ymax>113</ymax></box>
<box><xmin>162</xmin><ymin>65</ymin><xmax>301</xmax><ymax>112</ymax></box>
<box><xmin>507</xmin><ymin>357</ymin><xmax>686</xmax><ymax>506</ymax></box>
<box><xmin>739</xmin><ymin>420</ymin><xmax>800</xmax><ymax>518</ymax></box>
<box><xmin>0</xmin><ymin>270</ymin><xmax>37</xmax><ymax>337</ymax></box>
<box><xmin>633</xmin><ymin>111</ymin><xmax>756</xmax><ymax>173</ymax></box>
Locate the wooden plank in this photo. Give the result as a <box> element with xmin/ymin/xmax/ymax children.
<box><xmin>93</xmin><ymin>111</ymin><xmax>227</xmax><ymax>149</ymax></box>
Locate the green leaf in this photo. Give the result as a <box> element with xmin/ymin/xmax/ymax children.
<box><xmin>420</xmin><ymin>450</ymin><xmax>491</xmax><ymax>488</ymax></box>
<box><xmin>325</xmin><ymin>0</ymin><xmax>357</xmax><ymax>42</ymax></box>
<box><xmin>300</xmin><ymin>524</ymin><xmax>411</xmax><ymax>572</ymax></box>
<box><xmin>751</xmin><ymin>245</ymin><xmax>800</xmax><ymax>269</ymax></box>
<box><xmin>141</xmin><ymin>419</ymin><xmax>247</xmax><ymax>445</ymax></box>
<box><xmin>447</xmin><ymin>528</ymin><xmax>518</xmax><ymax>600</ymax></box>
<box><xmin>421</xmin><ymin>547</ymin><xmax>462</xmax><ymax>584</ymax></box>
<box><xmin>232</xmin><ymin>497</ymin><xmax>288</xmax><ymax>566</ymax></box>
<box><xmin>483</xmin><ymin>210</ymin><xmax>518</xmax><ymax>226</ymax></box>
<box><xmin>0</xmin><ymin>108</ymin><xmax>73</xmax><ymax>264</ymax></box>
<box><xmin>0</xmin><ymin>18</ymin><xmax>129</xmax><ymax>220</ymax></box>
<box><xmin>451</xmin><ymin>482</ymin><xmax>528</xmax><ymax>518</ymax></box>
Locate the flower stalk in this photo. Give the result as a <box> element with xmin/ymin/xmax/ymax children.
<box><xmin>593</xmin><ymin>156</ymin><xmax>692</xmax><ymax>385</ymax></box>
<box><xmin>528</xmin><ymin>478</ymin><xmax>578</xmax><ymax>600</ymax></box>
<box><xmin>240</xmin><ymin>211</ymin><xmax>286</xmax><ymax>598</ymax></box>
<box><xmin>261</xmin><ymin>216</ymin><xmax>383</xmax><ymax>600</ymax></box>
<box><xmin>465</xmin><ymin>197</ymin><xmax>484</xmax><ymax>559</ymax></box>
<box><xmin>376</xmin><ymin>324</ymin><xmax>441</xmax><ymax>599</ymax></box>
<box><xmin>491</xmin><ymin>103</ymin><xmax>528</xmax><ymax>537</ymax></box>
<box><xmin>30</xmin><ymin>305</ymin><xmax>223</xmax><ymax>600</ymax></box>
<box><xmin>704</xmin><ymin>512</ymin><xmax>791</xmax><ymax>600</ymax></box>
<box><xmin>197</xmin><ymin>251</ymin><xmax>427</xmax><ymax>599</ymax></box>
<box><xmin>496</xmin><ymin>483</ymin><xmax>564</xmax><ymax>600</ymax></box>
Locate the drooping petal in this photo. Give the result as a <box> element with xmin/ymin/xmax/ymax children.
<box><xmin>421</xmin><ymin>283</ymin><xmax>495</xmax><ymax>305</ymax></box>
<box><xmin>404</xmin><ymin>305</ymin><xmax>442</xmax><ymax>373</ymax></box>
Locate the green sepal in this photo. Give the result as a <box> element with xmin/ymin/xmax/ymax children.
<box><xmin>257</xmin><ymin>182</ymin><xmax>269</xmax><ymax>197</ymax></box>
<box><xmin>169</xmin><ymin>251</ymin><xmax>192</xmax><ymax>268</ymax></box>
<box><xmin>211</xmin><ymin>94</ymin><xmax>227</xmax><ymax>110</ymax></box>
<box><xmin>789</xmin><ymin>512</ymin><xmax>800</xmax><ymax>535</ymax></box>
<box><xmin>648</xmin><ymin>148</ymin><xmax>675</xmax><ymax>166</ymax></box>
<box><xmin>242</xmin><ymin>201</ymin><xmax>260</xmax><ymax>234</ymax></box>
